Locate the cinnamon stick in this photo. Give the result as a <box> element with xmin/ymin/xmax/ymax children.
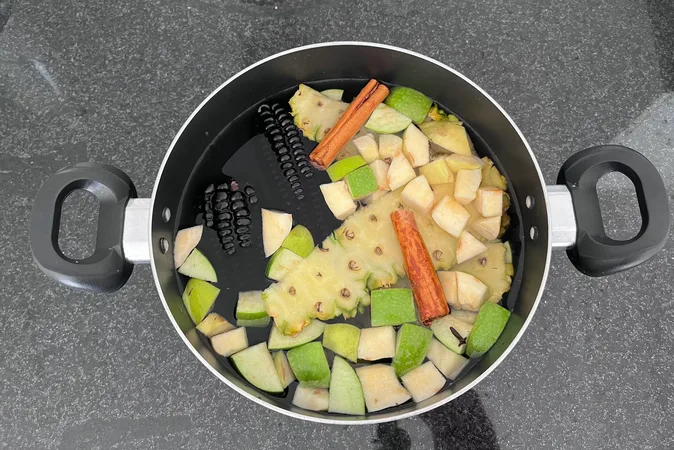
<box><xmin>391</xmin><ymin>210</ymin><xmax>449</xmax><ymax>325</ymax></box>
<box><xmin>309</xmin><ymin>79</ymin><xmax>389</xmax><ymax>169</ymax></box>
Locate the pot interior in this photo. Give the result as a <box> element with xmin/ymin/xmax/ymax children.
<box><xmin>150</xmin><ymin>43</ymin><xmax>550</xmax><ymax>423</ymax></box>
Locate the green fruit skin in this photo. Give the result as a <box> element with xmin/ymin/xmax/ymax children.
<box><xmin>345</xmin><ymin>166</ymin><xmax>379</xmax><ymax>200</ymax></box>
<box><xmin>265</xmin><ymin>248</ymin><xmax>303</xmax><ymax>281</ymax></box>
<box><xmin>329</xmin><ymin>355</ymin><xmax>365</xmax><ymax>415</ymax></box>
<box><xmin>370</xmin><ymin>288</ymin><xmax>417</xmax><ymax>327</ymax></box>
<box><xmin>182</xmin><ymin>278</ymin><xmax>220</xmax><ymax>324</ymax></box>
<box><xmin>384</xmin><ymin>87</ymin><xmax>433</xmax><ymax>125</ymax></box>
<box><xmin>392</xmin><ymin>324</ymin><xmax>433</xmax><ymax>377</ymax></box>
<box><xmin>236</xmin><ymin>317</ymin><xmax>270</xmax><ymax>327</ymax></box>
<box><xmin>282</xmin><ymin>225</ymin><xmax>315</xmax><ymax>258</ymax></box>
<box><xmin>287</xmin><ymin>342</ymin><xmax>331</xmax><ymax>388</ymax></box>
<box><xmin>327</xmin><ymin>156</ymin><xmax>367</xmax><ymax>181</ymax></box>
<box><xmin>466</xmin><ymin>303</ymin><xmax>511</xmax><ymax>357</ymax></box>
<box><xmin>267</xmin><ymin>320</ymin><xmax>326</xmax><ymax>351</ymax></box>
<box><xmin>322</xmin><ymin>324</ymin><xmax>361</xmax><ymax>363</ymax></box>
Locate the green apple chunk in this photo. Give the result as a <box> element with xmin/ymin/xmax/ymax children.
<box><xmin>322</xmin><ymin>323</ymin><xmax>360</xmax><ymax>363</ymax></box>
<box><xmin>430</xmin><ymin>314</ymin><xmax>473</xmax><ymax>355</ymax></box>
<box><xmin>370</xmin><ymin>288</ymin><xmax>416</xmax><ymax>327</ymax></box>
<box><xmin>358</xmin><ymin>326</ymin><xmax>396</xmax><ymax>361</ymax></box>
<box><xmin>329</xmin><ymin>355</ymin><xmax>365</xmax><ymax>415</ymax></box>
<box><xmin>292</xmin><ymin>385</ymin><xmax>329</xmax><ymax>411</ymax></box>
<box><xmin>327</xmin><ymin>155</ymin><xmax>367</xmax><ymax>181</ymax></box>
<box><xmin>266</xmin><ymin>248</ymin><xmax>304</xmax><ymax>281</ymax></box>
<box><xmin>282</xmin><ymin>225</ymin><xmax>315</xmax><ymax>258</ymax></box>
<box><xmin>418</xmin><ymin>122</ymin><xmax>473</xmax><ymax>156</ymax></box>
<box><xmin>231</xmin><ymin>342</ymin><xmax>284</xmax><ymax>393</ymax></box>
<box><xmin>268</xmin><ymin>320</ymin><xmax>326</xmax><ymax>350</ymax></box>
<box><xmin>426</xmin><ymin>338</ymin><xmax>469</xmax><ymax>380</ymax></box>
<box><xmin>392</xmin><ymin>324</ymin><xmax>433</xmax><ymax>377</ymax></box>
<box><xmin>401</xmin><ymin>361</ymin><xmax>446</xmax><ymax>403</ymax></box>
<box><xmin>273</xmin><ymin>351</ymin><xmax>296</xmax><ymax>388</ymax></box>
<box><xmin>320</xmin><ymin>89</ymin><xmax>344</xmax><ymax>100</ymax></box>
<box><xmin>345</xmin><ymin>166</ymin><xmax>378</xmax><ymax>200</ymax></box>
<box><xmin>384</xmin><ymin>87</ymin><xmax>433</xmax><ymax>125</ymax></box>
<box><xmin>287</xmin><ymin>342</ymin><xmax>331</xmax><ymax>388</ymax></box>
<box><xmin>196</xmin><ymin>312</ymin><xmax>234</xmax><ymax>337</ymax></box>
<box><xmin>177</xmin><ymin>248</ymin><xmax>217</xmax><ymax>282</ymax></box>
<box><xmin>236</xmin><ymin>290</ymin><xmax>267</xmax><ymax>320</ymax></box>
<box><xmin>236</xmin><ymin>317</ymin><xmax>271</xmax><ymax>327</ymax></box>
<box><xmin>182</xmin><ymin>278</ymin><xmax>220</xmax><ymax>324</ymax></box>
<box><xmin>262</xmin><ymin>209</ymin><xmax>293</xmax><ymax>257</ymax></box>
<box><xmin>365</xmin><ymin>103</ymin><xmax>413</xmax><ymax>134</ymax></box>
<box><xmin>211</xmin><ymin>327</ymin><xmax>248</xmax><ymax>357</ymax></box>
<box><xmin>356</xmin><ymin>364</ymin><xmax>411</xmax><ymax>412</ymax></box>
<box><xmin>174</xmin><ymin>225</ymin><xmax>203</xmax><ymax>268</ymax></box>
<box><xmin>466</xmin><ymin>302</ymin><xmax>511</xmax><ymax>357</ymax></box>
<box><xmin>419</xmin><ymin>158</ymin><xmax>454</xmax><ymax>185</ymax></box>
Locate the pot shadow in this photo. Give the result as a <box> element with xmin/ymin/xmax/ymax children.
<box><xmin>373</xmin><ymin>390</ymin><xmax>499</xmax><ymax>450</ymax></box>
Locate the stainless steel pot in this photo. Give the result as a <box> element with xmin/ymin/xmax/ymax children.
<box><xmin>29</xmin><ymin>42</ymin><xmax>670</xmax><ymax>424</ymax></box>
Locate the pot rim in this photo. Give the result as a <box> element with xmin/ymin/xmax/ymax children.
<box><xmin>149</xmin><ymin>41</ymin><xmax>552</xmax><ymax>424</ymax></box>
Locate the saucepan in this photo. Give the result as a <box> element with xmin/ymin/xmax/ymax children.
<box><xmin>29</xmin><ymin>42</ymin><xmax>670</xmax><ymax>424</ymax></box>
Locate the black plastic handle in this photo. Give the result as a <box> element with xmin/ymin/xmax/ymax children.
<box><xmin>558</xmin><ymin>145</ymin><xmax>670</xmax><ymax>277</ymax></box>
<box><xmin>30</xmin><ymin>163</ymin><xmax>137</xmax><ymax>292</ymax></box>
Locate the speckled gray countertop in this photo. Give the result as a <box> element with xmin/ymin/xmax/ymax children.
<box><xmin>1</xmin><ymin>0</ymin><xmax>674</xmax><ymax>448</ymax></box>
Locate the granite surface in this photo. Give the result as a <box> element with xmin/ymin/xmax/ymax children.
<box><xmin>1</xmin><ymin>0</ymin><xmax>673</xmax><ymax>448</ymax></box>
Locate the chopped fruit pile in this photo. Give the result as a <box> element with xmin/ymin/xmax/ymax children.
<box><xmin>180</xmin><ymin>81</ymin><xmax>517</xmax><ymax>415</ymax></box>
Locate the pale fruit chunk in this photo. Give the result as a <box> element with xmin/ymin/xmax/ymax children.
<box><xmin>378</xmin><ymin>134</ymin><xmax>403</xmax><ymax>162</ymax></box>
<box><xmin>292</xmin><ymin>385</ymin><xmax>329</xmax><ymax>411</ymax></box>
<box><xmin>273</xmin><ymin>351</ymin><xmax>296</xmax><ymax>388</ymax></box>
<box><xmin>177</xmin><ymin>249</ymin><xmax>217</xmax><ymax>282</ymax></box>
<box><xmin>322</xmin><ymin>323</ymin><xmax>360</xmax><ymax>363</ymax></box>
<box><xmin>451</xmin><ymin>309</ymin><xmax>478</xmax><ymax>324</ymax></box>
<box><xmin>431</xmin><ymin>195</ymin><xmax>471</xmax><ymax>238</ymax></box>
<box><xmin>401</xmin><ymin>361</ymin><xmax>446</xmax><ymax>403</ymax></box>
<box><xmin>401</xmin><ymin>175</ymin><xmax>435</xmax><ymax>215</ymax></box>
<box><xmin>174</xmin><ymin>225</ymin><xmax>203</xmax><ymax>268</ymax></box>
<box><xmin>211</xmin><ymin>327</ymin><xmax>248</xmax><ymax>357</ymax></box>
<box><xmin>262</xmin><ymin>209</ymin><xmax>293</xmax><ymax>257</ymax></box>
<box><xmin>353</xmin><ymin>134</ymin><xmax>379</xmax><ymax>163</ymax></box>
<box><xmin>329</xmin><ymin>356</ymin><xmax>366</xmax><ymax>415</ymax></box>
<box><xmin>438</xmin><ymin>271</ymin><xmax>488</xmax><ymax>311</ymax></box>
<box><xmin>320</xmin><ymin>181</ymin><xmax>357</xmax><ymax>220</ymax></box>
<box><xmin>472</xmin><ymin>216</ymin><xmax>501</xmax><ymax>241</ymax></box>
<box><xmin>456</xmin><ymin>231</ymin><xmax>488</xmax><ymax>264</ymax></box>
<box><xmin>474</xmin><ymin>188</ymin><xmax>503</xmax><ymax>218</ymax></box>
<box><xmin>356</xmin><ymin>364</ymin><xmax>411</xmax><ymax>412</ymax></box>
<box><xmin>431</xmin><ymin>314</ymin><xmax>473</xmax><ymax>355</ymax></box>
<box><xmin>321</xmin><ymin>89</ymin><xmax>344</xmax><ymax>100</ymax></box>
<box><xmin>402</xmin><ymin>124</ymin><xmax>430</xmax><ymax>168</ymax></box>
<box><xmin>426</xmin><ymin>338</ymin><xmax>469</xmax><ymax>380</ymax></box>
<box><xmin>369</xmin><ymin>160</ymin><xmax>390</xmax><ymax>191</ymax></box>
<box><xmin>231</xmin><ymin>342</ymin><xmax>284</xmax><ymax>393</ymax></box>
<box><xmin>392</xmin><ymin>323</ymin><xmax>434</xmax><ymax>377</ymax></box>
<box><xmin>445</xmin><ymin>154</ymin><xmax>484</xmax><ymax>173</ymax></box>
<box><xmin>196</xmin><ymin>313</ymin><xmax>235</xmax><ymax>337</ymax></box>
<box><xmin>182</xmin><ymin>278</ymin><xmax>220</xmax><ymax>324</ymax></box>
<box><xmin>419</xmin><ymin>158</ymin><xmax>454</xmax><ymax>185</ymax></box>
<box><xmin>287</xmin><ymin>342</ymin><xmax>331</xmax><ymax>388</ymax></box>
<box><xmin>387</xmin><ymin>152</ymin><xmax>417</xmax><ymax>191</ymax></box>
<box><xmin>454</xmin><ymin>169</ymin><xmax>482</xmax><ymax>205</ymax></box>
<box><xmin>466</xmin><ymin>302</ymin><xmax>511</xmax><ymax>357</ymax></box>
<box><xmin>418</xmin><ymin>122</ymin><xmax>472</xmax><ymax>156</ymax></box>
<box><xmin>268</xmin><ymin>320</ymin><xmax>326</xmax><ymax>350</ymax></box>
<box><xmin>282</xmin><ymin>225</ymin><xmax>315</xmax><ymax>258</ymax></box>
<box><xmin>236</xmin><ymin>291</ymin><xmax>267</xmax><ymax>320</ymax></box>
<box><xmin>358</xmin><ymin>326</ymin><xmax>396</xmax><ymax>361</ymax></box>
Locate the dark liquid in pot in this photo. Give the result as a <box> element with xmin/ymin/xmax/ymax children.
<box><xmin>175</xmin><ymin>79</ymin><xmax>525</xmax><ymax>411</ymax></box>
